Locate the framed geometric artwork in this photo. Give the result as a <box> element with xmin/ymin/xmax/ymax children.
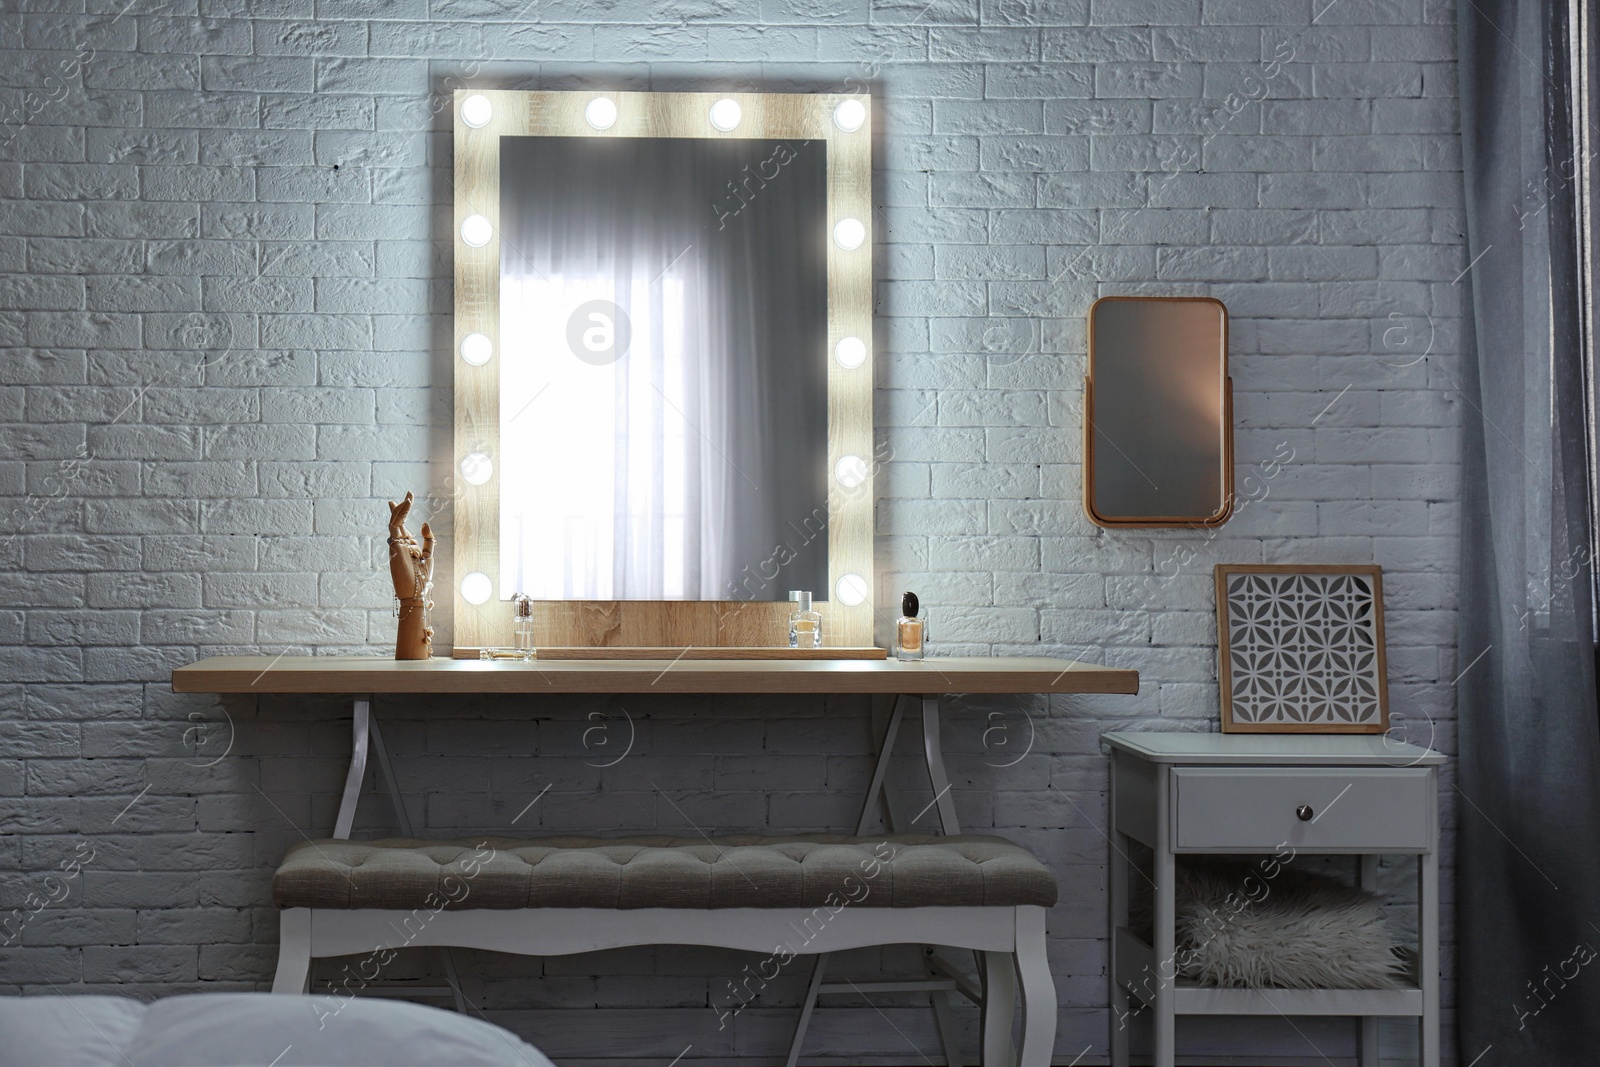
<box><xmin>1214</xmin><ymin>564</ymin><xmax>1389</xmax><ymax>734</ymax></box>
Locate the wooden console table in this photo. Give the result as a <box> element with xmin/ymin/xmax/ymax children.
<box><xmin>176</xmin><ymin>655</ymin><xmax>1137</xmax><ymax>1067</ymax></box>
<box><xmin>172</xmin><ymin>654</ymin><xmax>1136</xmax><ymax>844</ymax></box>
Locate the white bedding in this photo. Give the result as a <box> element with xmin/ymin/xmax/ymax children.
<box><xmin>0</xmin><ymin>993</ymin><xmax>558</xmax><ymax>1067</ymax></box>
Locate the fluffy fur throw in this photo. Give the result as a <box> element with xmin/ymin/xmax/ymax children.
<box><xmin>1171</xmin><ymin>862</ymin><xmax>1408</xmax><ymax>989</ymax></box>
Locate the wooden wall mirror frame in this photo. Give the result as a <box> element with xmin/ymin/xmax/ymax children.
<box><xmin>452</xmin><ymin>90</ymin><xmax>875</xmax><ymax>656</ymax></box>
<box><xmin>1083</xmin><ymin>295</ymin><xmax>1234</xmax><ymax>529</ymax></box>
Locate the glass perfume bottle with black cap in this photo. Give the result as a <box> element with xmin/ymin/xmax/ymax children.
<box><xmin>896</xmin><ymin>591</ymin><xmax>925</xmax><ymax>661</ymax></box>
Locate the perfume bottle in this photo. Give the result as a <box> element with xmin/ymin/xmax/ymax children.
<box><xmin>788</xmin><ymin>590</ymin><xmax>822</xmax><ymax>649</ymax></box>
<box><xmin>896</xmin><ymin>591</ymin><xmax>925</xmax><ymax>661</ymax></box>
<box><xmin>512</xmin><ymin>593</ymin><xmax>535</xmax><ymax>655</ymax></box>
<box><xmin>478</xmin><ymin>594</ymin><xmax>537</xmax><ymax>662</ymax></box>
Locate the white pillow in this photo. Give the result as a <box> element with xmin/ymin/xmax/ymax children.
<box><xmin>1175</xmin><ymin>862</ymin><xmax>1408</xmax><ymax>990</ymax></box>
<box><xmin>0</xmin><ymin>993</ymin><xmax>559</xmax><ymax>1067</ymax></box>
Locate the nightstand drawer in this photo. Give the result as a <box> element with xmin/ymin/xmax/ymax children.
<box><xmin>1173</xmin><ymin>767</ymin><xmax>1433</xmax><ymax>852</ymax></box>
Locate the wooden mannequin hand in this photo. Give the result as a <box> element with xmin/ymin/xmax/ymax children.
<box><xmin>387</xmin><ymin>491</ymin><xmax>434</xmax><ymax>600</ymax></box>
<box><xmin>388</xmin><ymin>492</ymin><xmax>434</xmax><ymax>660</ymax></box>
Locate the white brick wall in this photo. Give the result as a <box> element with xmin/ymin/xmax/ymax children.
<box><xmin>0</xmin><ymin>0</ymin><xmax>1461</xmax><ymax>1062</ymax></box>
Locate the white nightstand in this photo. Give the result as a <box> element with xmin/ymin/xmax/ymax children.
<box><xmin>1101</xmin><ymin>731</ymin><xmax>1445</xmax><ymax>1067</ymax></box>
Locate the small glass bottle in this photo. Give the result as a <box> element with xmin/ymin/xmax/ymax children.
<box><xmin>788</xmin><ymin>590</ymin><xmax>822</xmax><ymax>650</ymax></box>
<box><xmin>512</xmin><ymin>593</ymin><xmax>536</xmax><ymax>657</ymax></box>
<box><xmin>896</xmin><ymin>591</ymin><xmax>925</xmax><ymax>661</ymax></box>
<box><xmin>480</xmin><ymin>596</ymin><xmax>538</xmax><ymax>661</ymax></box>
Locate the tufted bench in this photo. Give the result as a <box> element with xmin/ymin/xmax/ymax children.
<box><xmin>271</xmin><ymin>833</ymin><xmax>1058</xmax><ymax>1066</ymax></box>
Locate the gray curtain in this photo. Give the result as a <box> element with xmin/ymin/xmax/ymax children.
<box><xmin>1457</xmin><ymin>0</ymin><xmax>1600</xmax><ymax>1059</ymax></box>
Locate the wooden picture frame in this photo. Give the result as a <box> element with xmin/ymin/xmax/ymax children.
<box><xmin>451</xmin><ymin>91</ymin><xmax>874</xmax><ymax>656</ymax></box>
<box><xmin>1215</xmin><ymin>564</ymin><xmax>1389</xmax><ymax>734</ymax></box>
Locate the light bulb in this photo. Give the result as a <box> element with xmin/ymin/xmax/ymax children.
<box><xmin>585</xmin><ymin>97</ymin><xmax>617</xmax><ymax>130</ymax></box>
<box><xmin>833</xmin><ymin>98</ymin><xmax>866</xmax><ymax>132</ymax></box>
<box><xmin>460</xmin><ymin>214</ymin><xmax>492</xmax><ymax>247</ymax></box>
<box><xmin>708</xmin><ymin>98</ymin><xmax>742</xmax><ymax>131</ymax></box>
<box><xmin>836</xmin><ymin>573</ymin><xmax>868</xmax><ymax>607</ymax></box>
<box><xmin>461</xmin><ymin>572</ymin><xmax>493</xmax><ymax>605</ymax></box>
<box><xmin>461</xmin><ymin>452</ymin><xmax>492</xmax><ymax>486</ymax></box>
<box><xmin>834</xmin><ymin>454</ymin><xmax>868</xmax><ymax>489</ymax></box>
<box><xmin>834</xmin><ymin>336</ymin><xmax>867</xmax><ymax>369</ymax></box>
<box><xmin>460</xmin><ymin>94</ymin><xmax>492</xmax><ymax>128</ymax></box>
<box><xmin>459</xmin><ymin>333</ymin><xmax>492</xmax><ymax>366</ymax></box>
<box><xmin>833</xmin><ymin>218</ymin><xmax>865</xmax><ymax>250</ymax></box>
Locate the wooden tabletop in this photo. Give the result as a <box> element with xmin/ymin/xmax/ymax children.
<box><xmin>172</xmin><ymin>655</ymin><xmax>1139</xmax><ymax>696</ymax></box>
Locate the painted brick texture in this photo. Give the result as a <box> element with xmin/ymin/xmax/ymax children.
<box><xmin>0</xmin><ymin>0</ymin><xmax>1461</xmax><ymax>1063</ymax></box>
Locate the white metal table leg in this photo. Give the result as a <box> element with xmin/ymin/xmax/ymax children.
<box><xmin>326</xmin><ymin>696</ymin><xmax>466</xmax><ymax>1013</ymax></box>
<box><xmin>365</xmin><ymin>710</ymin><xmax>468</xmax><ymax>1014</ymax></box>
<box><xmin>333</xmin><ymin>697</ymin><xmax>372</xmax><ymax>840</ymax></box>
<box><xmin>790</xmin><ymin>695</ymin><xmax>909</xmax><ymax>1067</ymax></box>
<box><xmin>921</xmin><ymin>696</ymin><xmax>961</xmax><ymax>835</ymax></box>
<box><xmin>920</xmin><ymin>695</ymin><xmax>966</xmax><ymax>1066</ymax></box>
<box><xmin>310</xmin><ymin>697</ymin><xmax>370</xmax><ymax>1003</ymax></box>
<box><xmin>784</xmin><ymin>953</ymin><xmax>829</xmax><ymax>1067</ymax></box>
<box><xmin>857</xmin><ymin>695</ymin><xmax>907</xmax><ymax>836</ymax></box>
<box><xmin>368</xmin><ymin>713</ymin><xmax>417</xmax><ymax>835</ymax></box>
<box><xmin>791</xmin><ymin>695</ymin><xmax>976</xmax><ymax>1067</ymax></box>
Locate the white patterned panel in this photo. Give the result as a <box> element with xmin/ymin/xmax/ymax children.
<box><xmin>1224</xmin><ymin>572</ymin><xmax>1383</xmax><ymax>726</ymax></box>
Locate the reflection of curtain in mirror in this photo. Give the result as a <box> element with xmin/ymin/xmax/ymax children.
<box><xmin>497</xmin><ymin>137</ymin><xmax>827</xmax><ymax>601</ymax></box>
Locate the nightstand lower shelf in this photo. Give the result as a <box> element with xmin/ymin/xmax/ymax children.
<box><xmin>1115</xmin><ymin>928</ymin><xmax>1425</xmax><ymax>1017</ymax></box>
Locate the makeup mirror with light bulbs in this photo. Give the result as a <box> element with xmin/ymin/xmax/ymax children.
<box><xmin>452</xmin><ymin>90</ymin><xmax>875</xmax><ymax>655</ymax></box>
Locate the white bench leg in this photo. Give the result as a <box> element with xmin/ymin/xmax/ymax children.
<box><xmin>1014</xmin><ymin>907</ymin><xmax>1055</xmax><ymax>1067</ymax></box>
<box><xmin>273</xmin><ymin>908</ymin><xmax>313</xmax><ymax>994</ymax></box>
<box><xmin>981</xmin><ymin>951</ymin><xmax>1017</xmax><ymax>1067</ymax></box>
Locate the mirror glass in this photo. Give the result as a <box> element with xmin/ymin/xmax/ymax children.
<box><xmin>497</xmin><ymin>136</ymin><xmax>829</xmax><ymax>600</ymax></box>
<box><xmin>1086</xmin><ymin>297</ymin><xmax>1231</xmax><ymax>525</ymax></box>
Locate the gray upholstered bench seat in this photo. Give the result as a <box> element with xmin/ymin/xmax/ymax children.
<box><xmin>272</xmin><ymin>833</ymin><xmax>1058</xmax><ymax>911</ymax></box>
<box><xmin>271</xmin><ymin>833</ymin><xmax>1059</xmax><ymax>1067</ymax></box>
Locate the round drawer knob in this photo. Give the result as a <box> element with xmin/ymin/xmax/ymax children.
<box><xmin>1296</xmin><ymin>805</ymin><xmax>1314</xmax><ymax>822</ymax></box>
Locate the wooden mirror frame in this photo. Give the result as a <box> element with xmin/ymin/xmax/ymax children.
<box><xmin>1083</xmin><ymin>295</ymin><xmax>1234</xmax><ymax>529</ymax></box>
<box><xmin>451</xmin><ymin>90</ymin><xmax>875</xmax><ymax>656</ymax></box>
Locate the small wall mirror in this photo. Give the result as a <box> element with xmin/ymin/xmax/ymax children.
<box><xmin>452</xmin><ymin>91</ymin><xmax>874</xmax><ymax>654</ymax></box>
<box><xmin>1084</xmin><ymin>296</ymin><xmax>1232</xmax><ymax>527</ymax></box>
